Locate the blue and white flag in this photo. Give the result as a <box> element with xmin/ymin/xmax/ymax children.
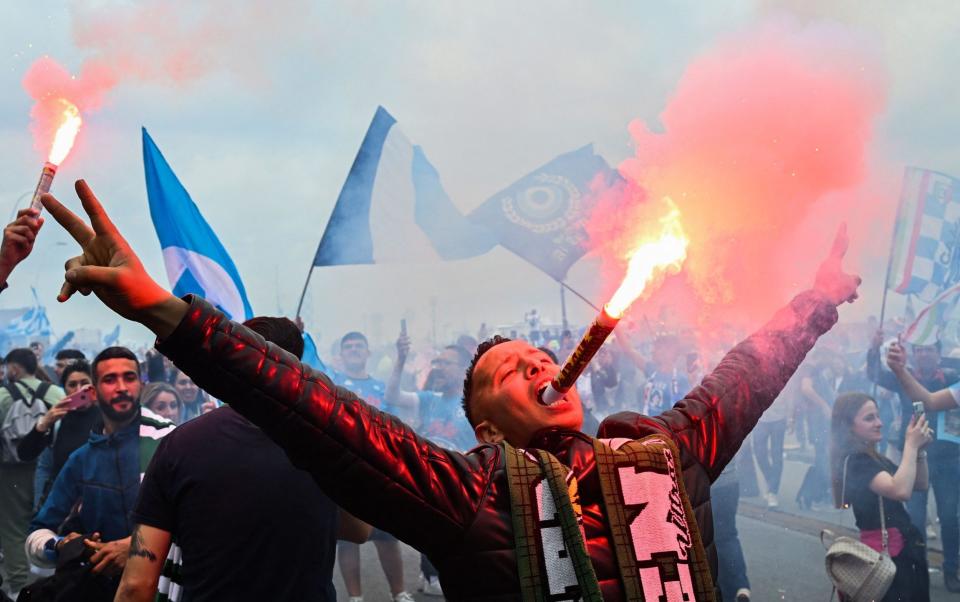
<box><xmin>301</xmin><ymin>331</ymin><xmax>326</xmax><ymax>373</ymax></box>
<box><xmin>903</xmin><ymin>281</ymin><xmax>960</xmax><ymax>346</ymax></box>
<box><xmin>143</xmin><ymin>128</ymin><xmax>254</xmax><ymax>321</ymax></box>
<box><xmin>312</xmin><ymin>107</ymin><xmax>496</xmax><ymax>267</ymax></box>
<box><xmin>889</xmin><ymin>167</ymin><xmax>960</xmax><ymax>302</ymax></box>
<box><xmin>45</xmin><ymin>331</ymin><xmax>75</xmax><ymax>361</ymax></box>
<box><xmin>103</xmin><ymin>325</ymin><xmax>121</xmax><ymax>347</ymax></box>
<box><xmin>468</xmin><ymin>145</ymin><xmax>615</xmax><ymax>281</ymax></box>
<box><xmin>5</xmin><ymin>288</ymin><xmax>52</xmax><ymax>338</ymax></box>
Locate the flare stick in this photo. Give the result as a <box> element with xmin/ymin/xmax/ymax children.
<box><xmin>29</xmin><ymin>162</ymin><xmax>57</xmax><ymax>212</ymax></box>
<box><xmin>540</xmin><ymin>306</ymin><xmax>620</xmax><ymax>405</ymax></box>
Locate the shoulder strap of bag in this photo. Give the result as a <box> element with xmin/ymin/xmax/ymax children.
<box><xmin>844</xmin><ymin>453</ymin><xmax>890</xmax><ymax>554</ymax></box>
<box><xmin>841</xmin><ymin>455</ymin><xmax>850</xmax><ymax>508</ymax></box>
<box><xmin>34</xmin><ymin>382</ymin><xmax>50</xmax><ymax>404</ymax></box>
<box><xmin>879</xmin><ymin>485</ymin><xmax>889</xmax><ymax>554</ymax></box>
<box><xmin>2</xmin><ymin>382</ymin><xmax>26</xmax><ymax>404</ymax></box>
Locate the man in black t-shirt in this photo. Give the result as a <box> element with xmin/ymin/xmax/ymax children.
<box><xmin>116</xmin><ymin>317</ymin><xmax>368</xmax><ymax>602</ymax></box>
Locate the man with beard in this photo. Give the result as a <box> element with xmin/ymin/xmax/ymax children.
<box><xmin>25</xmin><ymin>346</ymin><xmax>175</xmax><ymax>601</ymax></box>
<box><xmin>40</xmin><ymin>182</ymin><xmax>859</xmax><ymax>600</ymax></box>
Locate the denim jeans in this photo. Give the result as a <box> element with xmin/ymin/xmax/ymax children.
<box><xmin>752</xmin><ymin>420</ymin><xmax>786</xmax><ymax>494</ymax></box>
<box><xmin>32</xmin><ymin>446</ymin><xmax>54</xmax><ymax>511</ymax></box>
<box><xmin>906</xmin><ymin>443</ymin><xmax>959</xmax><ymax>573</ymax></box>
<box><xmin>712</xmin><ymin>480</ymin><xmax>750</xmax><ymax>599</ymax></box>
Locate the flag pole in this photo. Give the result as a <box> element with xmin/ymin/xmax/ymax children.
<box><xmin>879</xmin><ymin>168</ymin><xmax>911</xmax><ymax>330</ymax></box>
<box><xmin>559</xmin><ymin>281</ymin><xmax>569</xmax><ymax>330</ymax></box>
<box><xmin>873</xmin><ymin>169</ymin><xmax>911</xmax><ymax>397</ymax></box>
<box><xmin>559</xmin><ymin>280</ymin><xmax>601</xmax><ymax>313</ymax></box>
<box><xmin>295</xmin><ymin>265</ymin><xmax>314</xmax><ymax>319</ymax></box>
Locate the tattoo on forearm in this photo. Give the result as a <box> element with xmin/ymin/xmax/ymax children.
<box><xmin>129</xmin><ymin>525</ymin><xmax>158</xmax><ymax>561</ymax></box>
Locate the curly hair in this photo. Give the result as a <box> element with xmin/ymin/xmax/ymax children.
<box><xmin>461</xmin><ymin>335</ymin><xmax>512</xmax><ymax>427</ymax></box>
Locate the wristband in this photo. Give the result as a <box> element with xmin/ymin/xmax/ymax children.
<box><xmin>918</xmin><ymin>450</ymin><xmax>928</xmax><ymax>460</ymax></box>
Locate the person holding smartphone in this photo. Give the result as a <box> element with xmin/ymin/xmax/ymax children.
<box><xmin>880</xmin><ymin>338</ymin><xmax>960</xmax><ymax>592</ymax></box>
<box><xmin>18</xmin><ymin>361</ymin><xmax>102</xmax><ymax>510</ymax></box>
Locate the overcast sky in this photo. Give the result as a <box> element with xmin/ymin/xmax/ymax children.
<box><xmin>1</xmin><ymin>1</ymin><xmax>957</xmax><ymax>351</ymax></box>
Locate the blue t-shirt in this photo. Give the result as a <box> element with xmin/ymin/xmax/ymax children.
<box><xmin>642</xmin><ymin>366</ymin><xmax>690</xmax><ymax>416</ymax></box>
<box><xmin>331</xmin><ymin>372</ymin><xmax>392</xmax><ymax>414</ymax></box>
<box><xmin>416</xmin><ymin>390</ymin><xmax>475</xmax><ymax>452</ymax></box>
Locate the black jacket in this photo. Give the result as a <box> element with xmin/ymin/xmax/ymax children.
<box><xmin>157</xmin><ymin>290</ymin><xmax>837</xmax><ymax>600</ymax></box>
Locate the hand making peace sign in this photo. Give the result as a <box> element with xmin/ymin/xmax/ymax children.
<box><xmin>40</xmin><ymin>180</ymin><xmax>188</xmax><ymax>338</ymax></box>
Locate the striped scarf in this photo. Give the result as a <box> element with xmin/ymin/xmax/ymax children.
<box><xmin>137</xmin><ymin>409</ymin><xmax>182</xmax><ymax>602</ymax></box>
<box><xmin>503</xmin><ymin>435</ymin><xmax>715</xmax><ymax>601</ymax></box>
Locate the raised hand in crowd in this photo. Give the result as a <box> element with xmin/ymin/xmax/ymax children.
<box><xmin>39</xmin><ymin>181</ymin><xmax>188</xmax><ymax>337</ymax></box>
<box><xmin>0</xmin><ymin>206</ymin><xmax>44</xmax><ymax>288</ymax></box>
<box><xmin>904</xmin><ymin>413</ymin><xmax>934</xmax><ymax>451</ymax></box>
<box><xmin>813</xmin><ymin>223</ymin><xmax>861</xmax><ymax>305</ymax></box>
<box><xmin>396</xmin><ymin>331</ymin><xmax>411</xmax><ymax>365</ymax></box>
<box><xmin>887</xmin><ymin>340</ymin><xmax>907</xmax><ymax>373</ymax></box>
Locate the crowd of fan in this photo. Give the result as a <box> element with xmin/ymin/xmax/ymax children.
<box><xmin>0</xmin><ymin>308</ymin><xmax>954</xmax><ymax>601</ymax></box>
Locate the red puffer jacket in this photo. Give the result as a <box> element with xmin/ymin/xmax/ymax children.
<box><xmin>156</xmin><ymin>290</ymin><xmax>837</xmax><ymax>601</ymax></box>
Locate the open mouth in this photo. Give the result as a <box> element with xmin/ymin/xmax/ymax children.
<box><xmin>536</xmin><ymin>384</ymin><xmax>569</xmax><ymax>408</ymax></box>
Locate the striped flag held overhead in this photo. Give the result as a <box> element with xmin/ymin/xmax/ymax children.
<box><xmin>903</xmin><ymin>282</ymin><xmax>960</xmax><ymax>346</ymax></box>
<box><xmin>888</xmin><ymin>167</ymin><xmax>960</xmax><ymax>302</ymax></box>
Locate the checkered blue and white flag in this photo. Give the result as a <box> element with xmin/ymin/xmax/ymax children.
<box><xmin>888</xmin><ymin>167</ymin><xmax>960</xmax><ymax>302</ymax></box>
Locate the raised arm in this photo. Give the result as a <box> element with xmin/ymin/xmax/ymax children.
<box><xmin>385</xmin><ymin>332</ymin><xmax>420</xmax><ymax>409</ymax></box>
<box><xmin>601</xmin><ymin>225</ymin><xmax>858</xmax><ymax>481</ymax></box>
<box><xmin>870</xmin><ymin>414</ymin><xmax>931</xmax><ymax>501</ymax></box>
<box><xmin>866</xmin><ymin>330</ymin><xmax>904</xmax><ymax>392</ymax></box>
<box><xmin>39</xmin><ymin>182</ymin><xmax>491</xmax><ymax>557</ymax></box>
<box><xmin>887</xmin><ymin>342</ymin><xmax>959</xmax><ymax>411</ymax></box>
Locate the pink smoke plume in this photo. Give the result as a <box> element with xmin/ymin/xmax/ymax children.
<box><xmin>586</xmin><ymin>20</ymin><xmax>887</xmax><ymax>329</ymax></box>
<box><xmin>22</xmin><ymin>0</ymin><xmax>311</xmax><ymax>162</ymax></box>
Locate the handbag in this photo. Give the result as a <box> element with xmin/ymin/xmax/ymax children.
<box><xmin>821</xmin><ymin>455</ymin><xmax>896</xmax><ymax>602</ymax></box>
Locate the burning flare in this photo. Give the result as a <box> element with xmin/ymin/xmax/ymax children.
<box><xmin>29</xmin><ymin>98</ymin><xmax>82</xmax><ymax>211</ymax></box>
<box><xmin>605</xmin><ymin>200</ymin><xmax>689</xmax><ymax>318</ymax></box>
<box><xmin>539</xmin><ymin>200</ymin><xmax>689</xmax><ymax>406</ymax></box>
<box><xmin>47</xmin><ymin>99</ymin><xmax>82</xmax><ymax>166</ymax></box>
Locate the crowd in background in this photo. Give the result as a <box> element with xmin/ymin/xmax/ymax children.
<box><xmin>0</xmin><ymin>302</ymin><xmax>956</xmax><ymax>601</ymax></box>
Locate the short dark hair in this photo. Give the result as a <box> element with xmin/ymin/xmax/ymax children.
<box><xmin>243</xmin><ymin>316</ymin><xmax>304</xmax><ymax>360</ymax></box>
<box><xmin>340</xmin><ymin>331</ymin><xmax>368</xmax><ymax>349</ymax></box>
<box><xmin>462</xmin><ymin>336</ymin><xmax>512</xmax><ymax>428</ymax></box>
<box><xmin>91</xmin><ymin>347</ymin><xmax>140</xmax><ymax>383</ymax></box>
<box><xmin>61</xmin><ymin>360</ymin><xmax>92</xmax><ymax>387</ymax></box>
<box><xmin>4</xmin><ymin>348</ymin><xmax>38</xmax><ymax>375</ymax></box>
<box><xmin>55</xmin><ymin>349</ymin><xmax>86</xmax><ymax>362</ymax></box>
<box><xmin>444</xmin><ymin>344</ymin><xmax>472</xmax><ymax>367</ymax></box>
<box><xmin>537</xmin><ymin>346</ymin><xmax>559</xmax><ymax>364</ymax></box>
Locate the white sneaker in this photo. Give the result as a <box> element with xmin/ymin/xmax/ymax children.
<box><xmin>736</xmin><ymin>587</ymin><xmax>751</xmax><ymax>601</ymax></box>
<box><xmin>765</xmin><ymin>492</ymin><xmax>779</xmax><ymax>508</ymax></box>
<box><xmin>348</xmin><ymin>597</ymin><xmax>363</xmax><ymax>602</ymax></box>
<box><xmin>394</xmin><ymin>592</ymin><xmax>416</xmax><ymax>602</ymax></box>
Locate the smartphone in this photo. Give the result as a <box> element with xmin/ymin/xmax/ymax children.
<box><xmin>400</xmin><ymin>319</ymin><xmax>407</xmax><ymax>337</ymax></box>
<box><xmin>58</xmin><ymin>385</ymin><xmax>95</xmax><ymax>411</ymax></box>
<box><xmin>913</xmin><ymin>401</ymin><xmax>925</xmax><ymax>420</ymax></box>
